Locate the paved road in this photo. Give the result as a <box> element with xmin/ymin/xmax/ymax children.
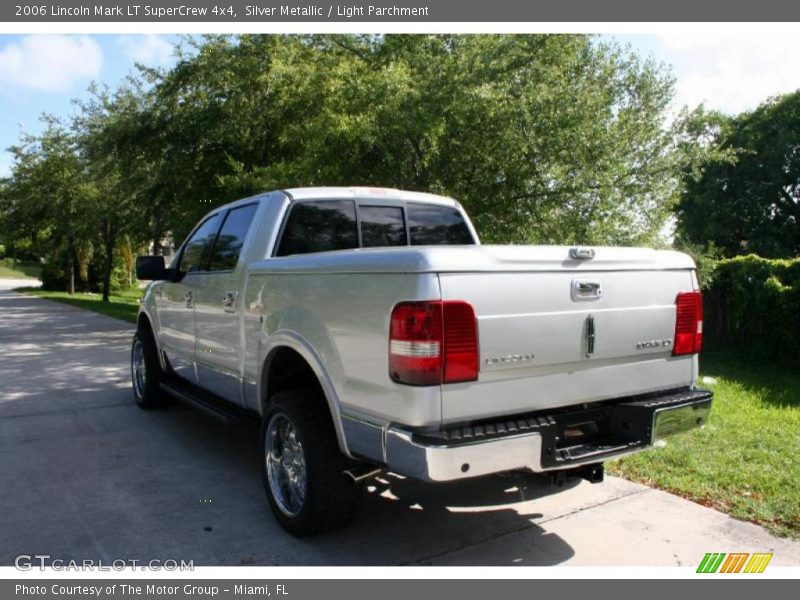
<box><xmin>1</xmin><ymin>282</ymin><xmax>799</xmax><ymax>566</ymax></box>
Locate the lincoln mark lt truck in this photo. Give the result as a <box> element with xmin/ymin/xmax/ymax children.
<box><xmin>133</xmin><ymin>187</ymin><xmax>712</xmax><ymax>536</ymax></box>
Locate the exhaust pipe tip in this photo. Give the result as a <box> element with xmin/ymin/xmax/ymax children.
<box><xmin>344</xmin><ymin>465</ymin><xmax>382</xmax><ymax>483</ymax></box>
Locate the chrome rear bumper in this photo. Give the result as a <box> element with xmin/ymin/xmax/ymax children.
<box><xmin>385</xmin><ymin>427</ymin><xmax>545</xmax><ymax>481</ymax></box>
<box><xmin>345</xmin><ymin>388</ymin><xmax>713</xmax><ymax>482</ymax></box>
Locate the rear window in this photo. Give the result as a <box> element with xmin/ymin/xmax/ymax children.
<box><xmin>276</xmin><ymin>200</ymin><xmax>358</xmax><ymax>256</ymax></box>
<box><xmin>360</xmin><ymin>205</ymin><xmax>407</xmax><ymax>247</ymax></box>
<box><xmin>407</xmin><ymin>203</ymin><xmax>474</xmax><ymax>245</ymax></box>
<box><xmin>275</xmin><ymin>199</ymin><xmax>474</xmax><ymax>256</ymax></box>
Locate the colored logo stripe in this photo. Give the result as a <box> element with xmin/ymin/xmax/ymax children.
<box><xmin>697</xmin><ymin>552</ymin><xmax>773</xmax><ymax>573</ymax></box>
<box><xmin>744</xmin><ymin>553</ymin><xmax>773</xmax><ymax>573</ymax></box>
<box><xmin>720</xmin><ymin>553</ymin><xmax>749</xmax><ymax>573</ymax></box>
<box><xmin>697</xmin><ymin>553</ymin><xmax>726</xmax><ymax>573</ymax></box>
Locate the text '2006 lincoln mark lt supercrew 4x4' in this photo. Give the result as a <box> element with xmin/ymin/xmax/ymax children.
<box><xmin>133</xmin><ymin>187</ymin><xmax>712</xmax><ymax>536</ymax></box>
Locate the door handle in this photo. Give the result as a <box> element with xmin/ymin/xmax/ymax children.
<box><xmin>222</xmin><ymin>291</ymin><xmax>237</xmax><ymax>312</ymax></box>
<box><xmin>184</xmin><ymin>291</ymin><xmax>193</xmax><ymax>308</ymax></box>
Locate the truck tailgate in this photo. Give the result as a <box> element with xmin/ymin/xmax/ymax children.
<box><xmin>438</xmin><ymin>247</ymin><xmax>698</xmax><ymax>424</ymax></box>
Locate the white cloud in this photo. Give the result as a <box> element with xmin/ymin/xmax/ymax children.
<box><xmin>654</xmin><ymin>33</ymin><xmax>800</xmax><ymax>114</ymax></box>
<box><xmin>0</xmin><ymin>35</ymin><xmax>102</xmax><ymax>93</ymax></box>
<box><xmin>118</xmin><ymin>35</ymin><xmax>175</xmax><ymax>66</ymax></box>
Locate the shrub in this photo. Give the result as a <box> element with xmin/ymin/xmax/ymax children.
<box><xmin>39</xmin><ymin>248</ymin><xmax>68</xmax><ymax>291</ymax></box>
<box><xmin>40</xmin><ymin>246</ymin><xmax>135</xmax><ymax>293</ymax></box>
<box><xmin>703</xmin><ymin>254</ymin><xmax>800</xmax><ymax>364</ymax></box>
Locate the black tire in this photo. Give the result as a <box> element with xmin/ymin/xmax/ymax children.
<box><xmin>261</xmin><ymin>389</ymin><xmax>363</xmax><ymax>536</ymax></box>
<box><xmin>131</xmin><ymin>327</ymin><xmax>170</xmax><ymax>409</ymax></box>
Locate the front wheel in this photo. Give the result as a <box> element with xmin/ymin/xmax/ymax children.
<box><xmin>261</xmin><ymin>390</ymin><xmax>363</xmax><ymax>536</ymax></box>
<box><xmin>131</xmin><ymin>328</ymin><xmax>170</xmax><ymax>409</ymax></box>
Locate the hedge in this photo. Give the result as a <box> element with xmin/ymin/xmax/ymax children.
<box><xmin>40</xmin><ymin>247</ymin><xmax>134</xmax><ymax>294</ymax></box>
<box><xmin>702</xmin><ymin>254</ymin><xmax>800</xmax><ymax>364</ymax></box>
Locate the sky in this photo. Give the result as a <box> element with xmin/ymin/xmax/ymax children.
<box><xmin>0</xmin><ymin>34</ymin><xmax>178</xmax><ymax>178</ymax></box>
<box><xmin>1</xmin><ymin>32</ymin><xmax>800</xmax><ymax>179</ymax></box>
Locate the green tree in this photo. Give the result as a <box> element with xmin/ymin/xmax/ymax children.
<box><xmin>220</xmin><ymin>35</ymin><xmax>687</xmax><ymax>245</ymax></box>
<box><xmin>138</xmin><ymin>34</ymin><xmax>691</xmax><ymax>246</ymax></box>
<box><xmin>6</xmin><ymin>118</ymin><xmax>91</xmax><ymax>293</ymax></box>
<box><xmin>76</xmin><ymin>83</ymin><xmax>157</xmax><ymax>301</ymax></box>
<box><xmin>677</xmin><ymin>91</ymin><xmax>800</xmax><ymax>258</ymax></box>
<box><xmin>5</xmin><ymin>34</ymin><xmax>712</xmax><ymax>286</ymax></box>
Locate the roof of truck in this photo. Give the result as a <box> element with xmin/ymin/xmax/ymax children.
<box><xmin>213</xmin><ymin>187</ymin><xmax>459</xmax><ymax>213</ymax></box>
<box><xmin>283</xmin><ymin>186</ymin><xmax>459</xmax><ymax>206</ymax></box>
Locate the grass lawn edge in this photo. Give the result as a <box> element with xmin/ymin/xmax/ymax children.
<box><xmin>14</xmin><ymin>286</ymin><xmax>141</xmax><ymax>325</ymax></box>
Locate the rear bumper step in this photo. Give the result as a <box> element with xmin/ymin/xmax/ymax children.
<box><xmin>381</xmin><ymin>388</ymin><xmax>713</xmax><ymax>482</ymax></box>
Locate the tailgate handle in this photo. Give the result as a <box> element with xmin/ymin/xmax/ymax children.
<box><xmin>572</xmin><ymin>279</ymin><xmax>604</xmax><ymax>301</ymax></box>
<box><xmin>569</xmin><ymin>247</ymin><xmax>595</xmax><ymax>260</ymax></box>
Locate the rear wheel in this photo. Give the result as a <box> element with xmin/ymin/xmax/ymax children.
<box><xmin>131</xmin><ymin>327</ymin><xmax>170</xmax><ymax>409</ymax></box>
<box><xmin>261</xmin><ymin>390</ymin><xmax>363</xmax><ymax>536</ymax></box>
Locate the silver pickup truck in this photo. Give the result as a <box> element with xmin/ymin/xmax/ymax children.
<box><xmin>133</xmin><ymin>186</ymin><xmax>712</xmax><ymax>536</ymax></box>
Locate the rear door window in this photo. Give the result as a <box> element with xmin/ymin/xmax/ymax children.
<box><xmin>360</xmin><ymin>205</ymin><xmax>407</xmax><ymax>247</ymax></box>
<box><xmin>276</xmin><ymin>200</ymin><xmax>358</xmax><ymax>256</ymax></box>
<box><xmin>407</xmin><ymin>203</ymin><xmax>474</xmax><ymax>245</ymax></box>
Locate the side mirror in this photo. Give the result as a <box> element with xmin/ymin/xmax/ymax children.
<box><xmin>136</xmin><ymin>255</ymin><xmax>176</xmax><ymax>281</ymax></box>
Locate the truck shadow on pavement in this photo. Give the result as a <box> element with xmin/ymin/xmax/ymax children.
<box><xmin>2</xmin><ymin>396</ymin><xmax>577</xmax><ymax>566</ymax></box>
<box><xmin>128</xmin><ymin>405</ymin><xmax>578</xmax><ymax>566</ymax></box>
<box><xmin>351</xmin><ymin>470</ymin><xmax>578</xmax><ymax>565</ymax></box>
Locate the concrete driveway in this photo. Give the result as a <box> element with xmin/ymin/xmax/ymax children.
<box><xmin>1</xmin><ymin>282</ymin><xmax>798</xmax><ymax>566</ymax></box>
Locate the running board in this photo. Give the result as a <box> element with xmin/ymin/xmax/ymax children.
<box><xmin>160</xmin><ymin>380</ymin><xmax>258</xmax><ymax>425</ymax></box>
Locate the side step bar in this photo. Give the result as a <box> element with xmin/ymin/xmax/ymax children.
<box><xmin>159</xmin><ymin>380</ymin><xmax>258</xmax><ymax>425</ymax></box>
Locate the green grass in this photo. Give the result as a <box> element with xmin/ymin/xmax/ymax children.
<box><xmin>0</xmin><ymin>260</ymin><xmax>41</xmax><ymax>279</ymax></box>
<box><xmin>609</xmin><ymin>347</ymin><xmax>800</xmax><ymax>538</ymax></box>
<box><xmin>16</xmin><ymin>287</ymin><xmax>141</xmax><ymax>324</ymax></box>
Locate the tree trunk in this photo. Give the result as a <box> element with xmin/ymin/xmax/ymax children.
<box><xmin>152</xmin><ymin>213</ymin><xmax>165</xmax><ymax>255</ymax></box>
<box><xmin>102</xmin><ymin>220</ymin><xmax>117</xmax><ymax>303</ymax></box>
<box><xmin>66</xmin><ymin>237</ymin><xmax>75</xmax><ymax>295</ymax></box>
<box><xmin>152</xmin><ymin>226</ymin><xmax>163</xmax><ymax>255</ymax></box>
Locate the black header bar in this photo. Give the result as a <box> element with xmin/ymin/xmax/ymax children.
<box><xmin>4</xmin><ymin>0</ymin><xmax>800</xmax><ymax>22</ymax></box>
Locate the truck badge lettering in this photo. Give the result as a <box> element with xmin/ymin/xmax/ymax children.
<box><xmin>484</xmin><ymin>353</ymin><xmax>535</xmax><ymax>366</ymax></box>
<box><xmin>636</xmin><ymin>338</ymin><xmax>673</xmax><ymax>349</ymax></box>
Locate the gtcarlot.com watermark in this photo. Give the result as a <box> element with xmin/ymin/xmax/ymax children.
<box><xmin>14</xmin><ymin>554</ymin><xmax>194</xmax><ymax>571</ymax></box>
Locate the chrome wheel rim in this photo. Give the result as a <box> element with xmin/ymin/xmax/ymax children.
<box><xmin>265</xmin><ymin>413</ymin><xmax>307</xmax><ymax>517</ymax></box>
<box><xmin>131</xmin><ymin>338</ymin><xmax>147</xmax><ymax>399</ymax></box>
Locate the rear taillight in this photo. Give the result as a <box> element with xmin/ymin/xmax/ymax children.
<box><xmin>673</xmin><ymin>291</ymin><xmax>703</xmax><ymax>356</ymax></box>
<box><xmin>389</xmin><ymin>300</ymin><xmax>479</xmax><ymax>385</ymax></box>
